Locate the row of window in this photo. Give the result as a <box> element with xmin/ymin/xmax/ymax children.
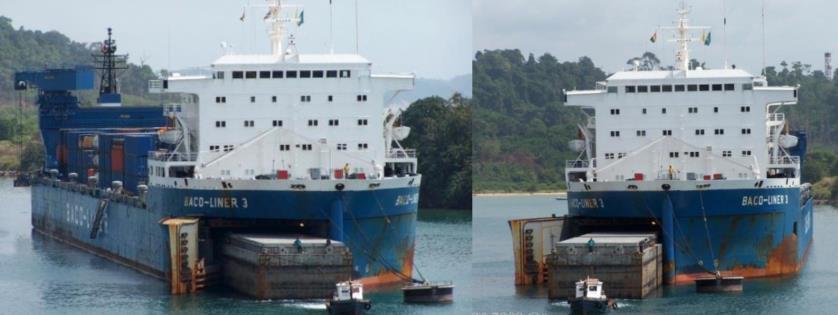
<box><xmin>216</xmin><ymin>119</ymin><xmax>370</xmax><ymax>128</ymax></box>
<box><xmin>610</xmin><ymin>106</ymin><xmax>749</xmax><ymax>115</ymax></box>
<box><xmin>213</xmin><ymin>143</ymin><xmax>370</xmax><ymax>152</ymax></box>
<box><xmin>617</xmin><ymin>83</ymin><xmax>742</xmax><ymax>94</ymax></box>
<box><xmin>215</xmin><ymin>94</ymin><xmax>367</xmax><ymax>104</ymax></box>
<box><xmin>216</xmin><ymin>69</ymin><xmax>352</xmax><ymax>80</ymax></box>
<box><xmin>605</xmin><ymin>150</ymin><xmax>754</xmax><ymax>160</ymax></box>
<box><xmin>610</xmin><ymin>128</ymin><xmax>754</xmax><ymax>137</ymax></box>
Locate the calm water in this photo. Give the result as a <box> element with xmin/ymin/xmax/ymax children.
<box><xmin>473</xmin><ymin>195</ymin><xmax>838</xmax><ymax>314</ymax></box>
<box><xmin>0</xmin><ymin>178</ymin><xmax>471</xmax><ymax>314</ymax></box>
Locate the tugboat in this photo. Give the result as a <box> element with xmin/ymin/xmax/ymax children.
<box><xmin>568</xmin><ymin>277</ymin><xmax>616</xmax><ymax>314</ymax></box>
<box><xmin>402</xmin><ymin>281</ymin><xmax>455</xmax><ymax>303</ymax></box>
<box><xmin>326</xmin><ymin>281</ymin><xmax>371</xmax><ymax>315</ymax></box>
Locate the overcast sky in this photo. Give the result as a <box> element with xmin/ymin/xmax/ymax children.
<box><xmin>474</xmin><ymin>0</ymin><xmax>838</xmax><ymax>74</ymax></box>
<box><xmin>0</xmin><ymin>0</ymin><xmax>471</xmax><ymax>80</ymax></box>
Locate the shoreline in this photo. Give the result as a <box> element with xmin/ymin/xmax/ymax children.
<box><xmin>473</xmin><ymin>191</ymin><xmax>567</xmax><ymax>197</ymax></box>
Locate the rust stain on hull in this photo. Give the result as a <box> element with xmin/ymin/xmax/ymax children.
<box><xmin>672</xmin><ymin>235</ymin><xmax>812</xmax><ymax>285</ymax></box>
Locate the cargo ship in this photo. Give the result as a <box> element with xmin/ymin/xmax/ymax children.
<box><xmin>16</xmin><ymin>0</ymin><xmax>421</xmax><ymax>294</ymax></box>
<box><xmin>561</xmin><ymin>4</ymin><xmax>813</xmax><ymax>284</ymax></box>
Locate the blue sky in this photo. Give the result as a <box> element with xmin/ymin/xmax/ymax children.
<box><xmin>1</xmin><ymin>0</ymin><xmax>471</xmax><ymax>80</ymax></box>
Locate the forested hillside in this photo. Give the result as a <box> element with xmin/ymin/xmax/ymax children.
<box><xmin>474</xmin><ymin>49</ymin><xmax>838</xmax><ymax>195</ymax></box>
<box><xmin>401</xmin><ymin>95</ymin><xmax>471</xmax><ymax>210</ymax></box>
<box><xmin>473</xmin><ymin>50</ymin><xmax>605</xmax><ymax>192</ymax></box>
<box><xmin>0</xmin><ymin>16</ymin><xmax>159</xmax><ymax>106</ymax></box>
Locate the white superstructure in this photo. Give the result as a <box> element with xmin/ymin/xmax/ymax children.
<box><xmin>148</xmin><ymin>0</ymin><xmax>417</xmax><ymax>182</ymax></box>
<box><xmin>564</xmin><ymin>3</ymin><xmax>800</xmax><ymax>186</ymax></box>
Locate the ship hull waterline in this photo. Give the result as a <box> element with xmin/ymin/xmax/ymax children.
<box><xmin>30</xmin><ymin>179</ymin><xmax>421</xmax><ymax>289</ymax></box>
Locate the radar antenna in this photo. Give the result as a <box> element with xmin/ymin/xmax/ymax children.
<box><xmin>659</xmin><ymin>1</ymin><xmax>710</xmax><ymax>71</ymax></box>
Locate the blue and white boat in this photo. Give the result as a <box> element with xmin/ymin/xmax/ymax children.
<box><xmin>562</xmin><ymin>3</ymin><xmax>813</xmax><ymax>284</ymax></box>
<box><xmin>17</xmin><ymin>0</ymin><xmax>421</xmax><ymax>292</ymax></box>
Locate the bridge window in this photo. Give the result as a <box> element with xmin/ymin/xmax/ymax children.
<box><xmin>259</xmin><ymin>71</ymin><xmax>271</xmax><ymax>79</ymax></box>
<box><xmin>340</xmin><ymin>70</ymin><xmax>351</xmax><ymax>78</ymax></box>
<box><xmin>724</xmin><ymin>83</ymin><xmax>735</xmax><ymax>91</ymax></box>
<box><xmin>300</xmin><ymin>70</ymin><xmax>312</xmax><ymax>78</ymax></box>
<box><xmin>712</xmin><ymin>84</ymin><xmax>723</xmax><ymax>91</ymax></box>
<box><xmin>637</xmin><ymin>85</ymin><xmax>648</xmax><ymax>93</ymax></box>
<box><xmin>232</xmin><ymin>71</ymin><xmax>243</xmax><ymax>79</ymax></box>
<box><xmin>245</xmin><ymin>71</ymin><xmax>257</xmax><ymax>79</ymax></box>
<box><xmin>699</xmin><ymin>84</ymin><xmax>710</xmax><ymax>91</ymax></box>
<box><xmin>313</xmin><ymin>70</ymin><xmax>324</xmax><ymax>78</ymax></box>
<box><xmin>743</xmin><ymin>83</ymin><xmax>753</xmax><ymax>90</ymax></box>
<box><xmin>607</xmin><ymin>86</ymin><xmax>617</xmax><ymax>93</ymax></box>
<box><xmin>214</xmin><ymin>71</ymin><xmax>225</xmax><ymax>79</ymax></box>
<box><xmin>625</xmin><ymin>86</ymin><xmax>636</xmax><ymax>93</ymax></box>
<box><xmin>286</xmin><ymin>71</ymin><xmax>298</xmax><ymax>78</ymax></box>
<box><xmin>675</xmin><ymin>84</ymin><xmax>685</xmax><ymax>92</ymax></box>
<box><xmin>662</xmin><ymin>85</ymin><xmax>673</xmax><ymax>92</ymax></box>
<box><xmin>327</xmin><ymin>70</ymin><xmax>338</xmax><ymax>78</ymax></box>
<box><xmin>650</xmin><ymin>85</ymin><xmax>661</xmax><ymax>92</ymax></box>
<box><xmin>687</xmin><ymin>84</ymin><xmax>698</xmax><ymax>91</ymax></box>
<box><xmin>272</xmin><ymin>70</ymin><xmax>283</xmax><ymax>78</ymax></box>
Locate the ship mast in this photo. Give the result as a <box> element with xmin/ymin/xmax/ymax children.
<box><xmin>260</xmin><ymin>0</ymin><xmax>303</xmax><ymax>60</ymax></box>
<box><xmin>661</xmin><ymin>1</ymin><xmax>710</xmax><ymax>71</ymax></box>
<box><xmin>92</xmin><ymin>28</ymin><xmax>127</xmax><ymax>104</ymax></box>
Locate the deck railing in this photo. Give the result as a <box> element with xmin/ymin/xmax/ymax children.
<box><xmin>387</xmin><ymin>149</ymin><xmax>416</xmax><ymax>159</ymax></box>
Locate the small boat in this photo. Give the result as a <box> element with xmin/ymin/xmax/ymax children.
<box><xmin>402</xmin><ymin>281</ymin><xmax>454</xmax><ymax>303</ymax></box>
<box><xmin>326</xmin><ymin>281</ymin><xmax>371</xmax><ymax>315</ymax></box>
<box><xmin>695</xmin><ymin>274</ymin><xmax>744</xmax><ymax>293</ymax></box>
<box><xmin>568</xmin><ymin>277</ymin><xmax>617</xmax><ymax>314</ymax></box>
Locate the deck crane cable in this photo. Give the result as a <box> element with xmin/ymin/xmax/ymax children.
<box><xmin>697</xmin><ymin>189</ymin><xmax>720</xmax><ymax>276</ymax></box>
<box><xmin>634</xmin><ymin>191</ymin><xmax>715</xmax><ymax>275</ymax></box>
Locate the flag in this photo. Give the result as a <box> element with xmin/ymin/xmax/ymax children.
<box><xmin>239</xmin><ymin>9</ymin><xmax>245</xmax><ymax>22</ymax></box>
<box><xmin>703</xmin><ymin>31</ymin><xmax>712</xmax><ymax>46</ymax></box>
<box><xmin>297</xmin><ymin>10</ymin><xmax>305</xmax><ymax>26</ymax></box>
<box><xmin>649</xmin><ymin>32</ymin><xmax>657</xmax><ymax>43</ymax></box>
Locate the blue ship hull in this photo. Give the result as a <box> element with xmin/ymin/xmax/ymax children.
<box><xmin>31</xmin><ymin>180</ymin><xmax>419</xmax><ymax>286</ymax></box>
<box><xmin>567</xmin><ymin>186</ymin><xmax>813</xmax><ymax>284</ymax></box>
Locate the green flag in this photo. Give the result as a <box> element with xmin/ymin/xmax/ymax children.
<box><xmin>297</xmin><ymin>10</ymin><xmax>305</xmax><ymax>26</ymax></box>
<box><xmin>704</xmin><ymin>31</ymin><xmax>711</xmax><ymax>46</ymax></box>
<box><xmin>650</xmin><ymin>31</ymin><xmax>657</xmax><ymax>43</ymax></box>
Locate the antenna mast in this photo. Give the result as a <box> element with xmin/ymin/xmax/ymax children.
<box><xmin>92</xmin><ymin>28</ymin><xmax>128</xmax><ymax>105</ymax></box>
<box><xmin>661</xmin><ymin>1</ymin><xmax>710</xmax><ymax>71</ymax></box>
<box><xmin>761</xmin><ymin>0</ymin><xmax>767</xmax><ymax>75</ymax></box>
